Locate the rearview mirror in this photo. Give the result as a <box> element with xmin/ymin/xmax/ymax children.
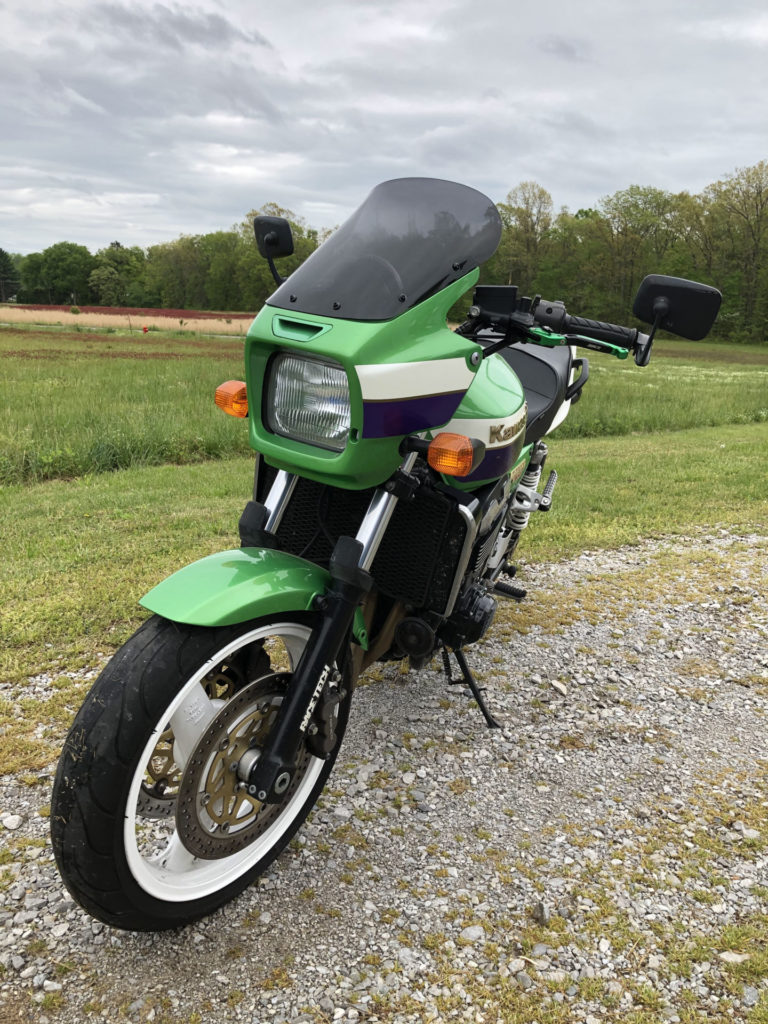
<box><xmin>633</xmin><ymin>275</ymin><xmax>721</xmax><ymax>341</ymax></box>
<box><xmin>254</xmin><ymin>216</ymin><xmax>294</xmax><ymax>259</ymax></box>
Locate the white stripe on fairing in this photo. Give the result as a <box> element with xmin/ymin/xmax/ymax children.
<box><xmin>437</xmin><ymin>410</ymin><xmax>527</xmax><ymax>447</ymax></box>
<box><xmin>356</xmin><ymin>359</ymin><xmax>475</xmax><ymax>401</ymax></box>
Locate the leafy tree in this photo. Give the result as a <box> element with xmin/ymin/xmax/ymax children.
<box><xmin>704</xmin><ymin>161</ymin><xmax>768</xmax><ymax>340</ymax></box>
<box><xmin>199</xmin><ymin>230</ymin><xmax>246</xmax><ymax>311</ymax></box>
<box><xmin>38</xmin><ymin>242</ymin><xmax>97</xmax><ymax>304</ymax></box>
<box><xmin>0</xmin><ymin>248</ymin><xmax>21</xmax><ymax>301</ymax></box>
<box><xmin>17</xmin><ymin>252</ymin><xmax>49</xmax><ymax>303</ymax></box>
<box><xmin>489</xmin><ymin>182</ymin><xmax>553</xmax><ymax>294</ymax></box>
<box><xmin>88</xmin><ymin>264</ymin><xmax>124</xmax><ymax>306</ymax></box>
<box><xmin>90</xmin><ymin>242</ymin><xmax>146</xmax><ymax>305</ymax></box>
<box><xmin>144</xmin><ymin>236</ymin><xmax>208</xmax><ymax>309</ymax></box>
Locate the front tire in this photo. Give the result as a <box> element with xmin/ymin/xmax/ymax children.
<box><xmin>51</xmin><ymin>614</ymin><xmax>350</xmax><ymax>931</ymax></box>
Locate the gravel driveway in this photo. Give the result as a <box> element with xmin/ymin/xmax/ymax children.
<box><xmin>1</xmin><ymin>531</ymin><xmax>766</xmax><ymax>1024</ymax></box>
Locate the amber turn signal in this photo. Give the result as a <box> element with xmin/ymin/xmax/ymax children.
<box><xmin>427</xmin><ymin>432</ymin><xmax>484</xmax><ymax>478</ymax></box>
<box><xmin>215</xmin><ymin>380</ymin><xmax>249</xmax><ymax>418</ymax></box>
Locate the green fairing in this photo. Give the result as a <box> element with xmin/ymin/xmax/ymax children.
<box><xmin>245</xmin><ymin>271</ymin><xmax>481</xmax><ymax>489</ymax></box>
<box><xmin>139</xmin><ymin>547</ymin><xmax>367</xmax><ymax>648</ymax></box>
<box><xmin>451</xmin><ymin>351</ymin><xmax>524</xmax><ymax>420</ymax></box>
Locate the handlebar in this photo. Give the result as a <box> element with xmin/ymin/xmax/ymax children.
<box><xmin>465</xmin><ymin>291</ymin><xmax>652</xmax><ymax>366</ymax></box>
<box><xmin>532</xmin><ymin>299</ymin><xmax>638</xmax><ymax>348</ymax></box>
<box><xmin>560</xmin><ymin>314</ymin><xmax>637</xmax><ymax>348</ymax></box>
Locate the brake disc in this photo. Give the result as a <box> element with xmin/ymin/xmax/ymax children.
<box><xmin>175</xmin><ymin>673</ymin><xmax>313</xmax><ymax>859</ymax></box>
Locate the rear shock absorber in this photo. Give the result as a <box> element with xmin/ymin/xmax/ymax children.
<box><xmin>506</xmin><ymin>442</ymin><xmax>547</xmax><ymax>533</ymax></box>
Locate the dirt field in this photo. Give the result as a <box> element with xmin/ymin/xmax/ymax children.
<box><xmin>0</xmin><ymin>305</ymin><xmax>253</xmax><ymax>335</ymax></box>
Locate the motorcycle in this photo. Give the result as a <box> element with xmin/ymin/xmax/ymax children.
<box><xmin>50</xmin><ymin>178</ymin><xmax>722</xmax><ymax>930</ymax></box>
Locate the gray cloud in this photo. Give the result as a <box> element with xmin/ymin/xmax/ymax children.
<box><xmin>538</xmin><ymin>35</ymin><xmax>590</xmax><ymax>62</ymax></box>
<box><xmin>85</xmin><ymin>2</ymin><xmax>273</xmax><ymax>52</ymax></box>
<box><xmin>1</xmin><ymin>0</ymin><xmax>767</xmax><ymax>253</ymax></box>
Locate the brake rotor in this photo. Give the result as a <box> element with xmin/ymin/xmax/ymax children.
<box><xmin>175</xmin><ymin>673</ymin><xmax>314</xmax><ymax>859</ymax></box>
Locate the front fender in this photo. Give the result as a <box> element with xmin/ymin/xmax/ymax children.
<box><xmin>140</xmin><ymin>547</ymin><xmax>331</xmax><ymax>629</ymax></box>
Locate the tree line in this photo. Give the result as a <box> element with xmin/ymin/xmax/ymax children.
<box><xmin>3</xmin><ymin>159</ymin><xmax>768</xmax><ymax>343</ymax></box>
<box><xmin>0</xmin><ymin>204</ymin><xmax>321</xmax><ymax>313</ymax></box>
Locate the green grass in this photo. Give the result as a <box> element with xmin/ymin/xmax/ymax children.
<box><xmin>1</xmin><ymin>457</ymin><xmax>253</xmax><ymax>680</ymax></box>
<box><xmin>523</xmin><ymin>420</ymin><xmax>768</xmax><ymax>561</ymax></box>
<box><xmin>557</xmin><ymin>338</ymin><xmax>768</xmax><ymax>438</ymax></box>
<box><xmin>0</xmin><ymin>325</ymin><xmax>251</xmax><ymax>484</ymax></box>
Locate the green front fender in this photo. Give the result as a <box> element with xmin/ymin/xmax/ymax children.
<box><xmin>139</xmin><ymin>547</ymin><xmax>368</xmax><ymax>648</ymax></box>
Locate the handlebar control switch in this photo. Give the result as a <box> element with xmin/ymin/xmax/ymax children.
<box><xmin>533</xmin><ymin>299</ymin><xmax>567</xmax><ymax>333</ymax></box>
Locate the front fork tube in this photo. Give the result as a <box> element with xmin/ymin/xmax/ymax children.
<box><xmin>240</xmin><ymin>454</ymin><xmax>418</xmax><ymax>803</ymax></box>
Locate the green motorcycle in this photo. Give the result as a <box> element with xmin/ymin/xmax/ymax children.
<box><xmin>51</xmin><ymin>178</ymin><xmax>721</xmax><ymax>930</ymax></box>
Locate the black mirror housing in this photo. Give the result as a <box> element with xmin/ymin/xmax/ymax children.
<box><xmin>254</xmin><ymin>216</ymin><xmax>294</xmax><ymax>259</ymax></box>
<box><xmin>633</xmin><ymin>275</ymin><xmax>721</xmax><ymax>341</ymax></box>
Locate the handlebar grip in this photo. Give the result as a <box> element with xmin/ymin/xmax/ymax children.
<box><xmin>564</xmin><ymin>314</ymin><xmax>637</xmax><ymax>348</ymax></box>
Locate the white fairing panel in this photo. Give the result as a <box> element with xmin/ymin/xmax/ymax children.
<box><xmin>545</xmin><ymin>346</ymin><xmax>577</xmax><ymax>436</ymax></box>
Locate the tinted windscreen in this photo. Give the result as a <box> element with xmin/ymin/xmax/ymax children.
<box><xmin>267</xmin><ymin>178</ymin><xmax>502</xmax><ymax>322</ymax></box>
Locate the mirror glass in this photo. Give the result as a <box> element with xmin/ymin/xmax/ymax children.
<box><xmin>254</xmin><ymin>216</ymin><xmax>294</xmax><ymax>259</ymax></box>
<box><xmin>633</xmin><ymin>275</ymin><xmax>721</xmax><ymax>341</ymax></box>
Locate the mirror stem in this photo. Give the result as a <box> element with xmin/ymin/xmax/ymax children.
<box><xmin>635</xmin><ymin>295</ymin><xmax>670</xmax><ymax>366</ymax></box>
<box><xmin>267</xmin><ymin>255</ymin><xmax>285</xmax><ymax>287</ymax></box>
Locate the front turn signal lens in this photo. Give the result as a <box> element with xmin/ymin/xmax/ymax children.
<box><xmin>215</xmin><ymin>380</ymin><xmax>248</xmax><ymax>418</ymax></box>
<box><xmin>427</xmin><ymin>432</ymin><xmax>484</xmax><ymax>477</ymax></box>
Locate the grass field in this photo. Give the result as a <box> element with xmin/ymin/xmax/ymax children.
<box><xmin>0</xmin><ymin>325</ymin><xmax>252</xmax><ymax>483</ymax></box>
<box><xmin>2</xmin><ymin>325</ymin><xmax>767</xmax><ymax>769</ymax></box>
<box><xmin>558</xmin><ymin>337</ymin><xmax>768</xmax><ymax>437</ymax></box>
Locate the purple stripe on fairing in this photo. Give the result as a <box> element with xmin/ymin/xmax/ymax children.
<box><xmin>362</xmin><ymin>392</ymin><xmax>465</xmax><ymax>438</ymax></box>
<box><xmin>457</xmin><ymin>438</ymin><xmax>524</xmax><ymax>483</ymax></box>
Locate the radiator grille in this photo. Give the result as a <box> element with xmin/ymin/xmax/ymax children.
<box><xmin>256</xmin><ymin>462</ymin><xmax>466</xmax><ymax>611</ymax></box>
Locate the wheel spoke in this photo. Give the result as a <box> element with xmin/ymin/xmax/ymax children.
<box><xmin>151</xmin><ymin>832</ymin><xmax>199</xmax><ymax>875</ymax></box>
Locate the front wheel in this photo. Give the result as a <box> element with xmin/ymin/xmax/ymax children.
<box><xmin>51</xmin><ymin>614</ymin><xmax>351</xmax><ymax>930</ymax></box>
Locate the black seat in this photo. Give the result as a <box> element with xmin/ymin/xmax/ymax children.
<box><xmin>498</xmin><ymin>342</ymin><xmax>572</xmax><ymax>446</ymax></box>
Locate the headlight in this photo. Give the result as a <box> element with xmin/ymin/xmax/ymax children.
<box><xmin>266</xmin><ymin>354</ymin><xmax>350</xmax><ymax>452</ymax></box>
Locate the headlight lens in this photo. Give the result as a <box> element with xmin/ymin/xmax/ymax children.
<box><xmin>266</xmin><ymin>354</ymin><xmax>350</xmax><ymax>452</ymax></box>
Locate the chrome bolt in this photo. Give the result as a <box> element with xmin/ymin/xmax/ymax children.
<box><xmin>274</xmin><ymin>772</ymin><xmax>291</xmax><ymax>795</ymax></box>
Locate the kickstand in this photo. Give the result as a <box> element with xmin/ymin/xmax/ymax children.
<box><xmin>440</xmin><ymin>645</ymin><xmax>501</xmax><ymax>729</ymax></box>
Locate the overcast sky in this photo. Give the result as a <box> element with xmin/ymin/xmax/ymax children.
<box><xmin>2</xmin><ymin>0</ymin><xmax>767</xmax><ymax>254</ymax></box>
